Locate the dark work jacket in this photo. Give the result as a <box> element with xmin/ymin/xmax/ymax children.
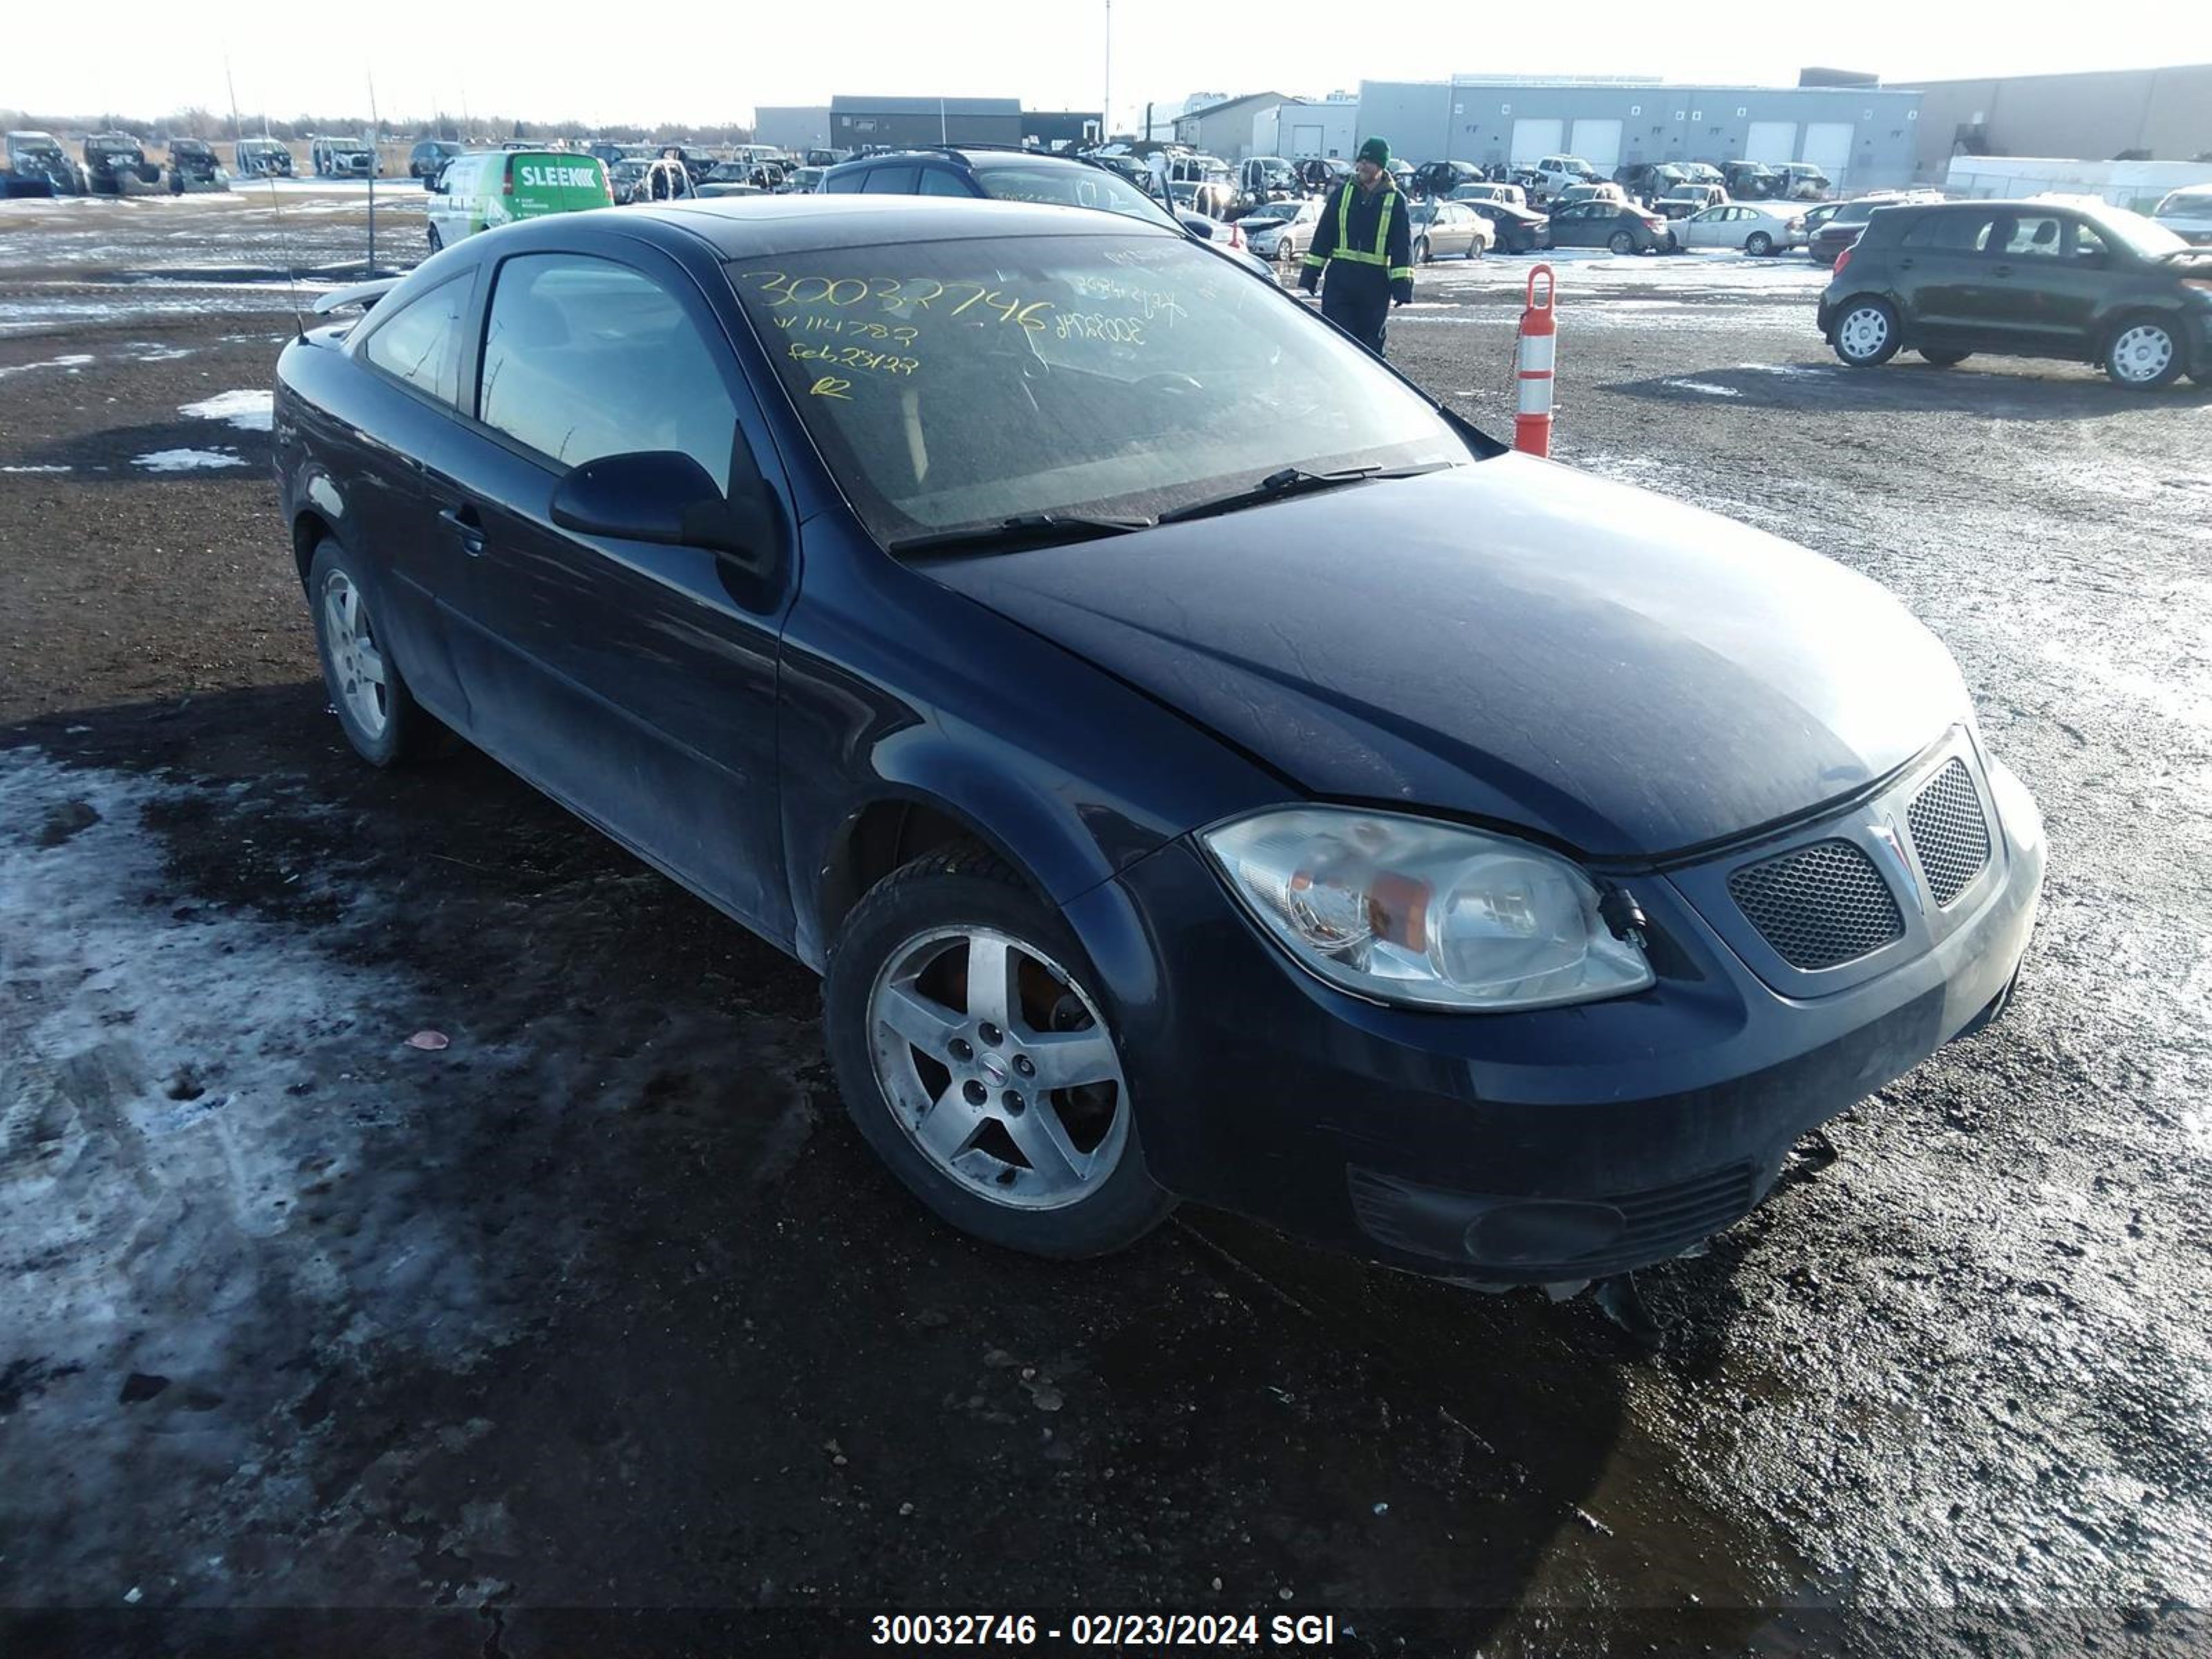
<box><xmin>1299</xmin><ymin>178</ymin><xmax>1414</xmax><ymax>305</ymax></box>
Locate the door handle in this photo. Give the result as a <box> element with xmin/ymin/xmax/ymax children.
<box><xmin>439</xmin><ymin>503</ymin><xmax>486</xmax><ymax>557</ymax></box>
<box><xmin>1896</xmin><ymin>256</ymin><xmax>1915</xmax><ymax>270</ymax></box>
<box><xmin>1993</xmin><ymin>263</ymin><xmax>2014</xmax><ymax>277</ymax></box>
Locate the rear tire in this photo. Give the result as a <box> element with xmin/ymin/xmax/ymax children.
<box><xmin>2103</xmin><ymin>316</ymin><xmax>2184</xmax><ymax>389</ymax></box>
<box><xmin>824</xmin><ymin>846</ymin><xmax>1175</xmax><ymax>1259</ymax></box>
<box><xmin>1918</xmin><ymin>348</ymin><xmax>1970</xmax><ymax>367</ymax></box>
<box><xmin>1746</xmin><ymin>231</ymin><xmax>1773</xmax><ymax>256</ymax></box>
<box><xmin>308</xmin><ymin>538</ymin><xmax>439</xmax><ymax>768</ymax></box>
<box><xmin>1833</xmin><ymin>298</ymin><xmax>1901</xmax><ymax>368</ymax></box>
<box><xmin>1607</xmin><ymin>229</ymin><xmax>1635</xmax><ymax>255</ymax></box>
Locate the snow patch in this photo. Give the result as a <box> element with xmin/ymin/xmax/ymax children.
<box><xmin>132</xmin><ymin>448</ymin><xmax>246</xmax><ymax>472</ymax></box>
<box><xmin>1</xmin><ymin>464</ymin><xmax>71</xmax><ymax>474</ymax></box>
<box><xmin>1668</xmin><ymin>379</ymin><xmax>1743</xmax><ymax>397</ymax></box>
<box><xmin>0</xmin><ymin>353</ymin><xmax>94</xmax><ymax>378</ymax></box>
<box><xmin>179</xmin><ymin>388</ymin><xmax>274</xmax><ymax>431</ymax></box>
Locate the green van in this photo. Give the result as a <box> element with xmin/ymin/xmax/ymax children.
<box><xmin>424</xmin><ymin>151</ymin><xmax>611</xmax><ymax>251</ymax></box>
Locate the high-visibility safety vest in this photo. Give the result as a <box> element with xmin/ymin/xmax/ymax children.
<box><xmin>1304</xmin><ymin>181</ymin><xmax>1415</xmax><ymax>283</ymax></box>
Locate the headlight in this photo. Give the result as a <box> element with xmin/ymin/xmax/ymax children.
<box><xmin>1201</xmin><ymin>807</ymin><xmax>1654</xmax><ymax>1011</ymax></box>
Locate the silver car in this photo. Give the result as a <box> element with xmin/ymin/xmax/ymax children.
<box><xmin>1409</xmin><ymin>200</ymin><xmax>1495</xmax><ymax>262</ymax></box>
<box><xmin>1241</xmin><ymin>197</ymin><xmax>1325</xmax><ymax>263</ymax></box>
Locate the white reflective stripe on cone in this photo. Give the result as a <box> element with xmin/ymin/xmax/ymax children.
<box><xmin>1516</xmin><ymin>333</ymin><xmax>1556</xmax><ymax>374</ymax></box>
<box><xmin>1517</xmin><ymin>377</ymin><xmax>1553</xmax><ymax>415</ymax></box>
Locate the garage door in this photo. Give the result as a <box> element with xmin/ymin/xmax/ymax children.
<box><xmin>1745</xmin><ymin>120</ymin><xmax>1796</xmax><ymax>164</ymax></box>
<box><xmin>1510</xmin><ymin>119</ymin><xmax>1564</xmax><ymax>168</ymax></box>
<box><xmin>1801</xmin><ymin>122</ymin><xmax>1855</xmax><ymax>180</ymax></box>
<box><xmin>1290</xmin><ymin>123</ymin><xmax>1324</xmax><ymax>158</ymax></box>
<box><xmin>1568</xmin><ymin>118</ymin><xmax>1623</xmax><ymax>171</ymax></box>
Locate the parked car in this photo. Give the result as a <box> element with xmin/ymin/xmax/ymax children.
<box><xmin>1676</xmin><ymin>203</ymin><xmax>1808</xmax><ymax>255</ymax></box>
<box><xmin>2151</xmin><ymin>185</ymin><xmax>2212</xmax><ymax>247</ymax></box>
<box><xmin>1300</xmin><ymin>157</ymin><xmax>1352</xmax><ymax>193</ymax></box>
<box><xmin>1808</xmin><ymin>194</ymin><xmax>1933</xmax><ymax>265</ymax></box>
<box><xmin>1163</xmin><ymin>152</ymin><xmax>1238</xmax><ymax>220</ymax></box>
<box><xmin>1653</xmin><ymin>183</ymin><xmax>1726</xmax><ymax>220</ymax></box>
<box><xmin>1547</xmin><ymin>200</ymin><xmax>1674</xmax><ymax>254</ymax></box>
<box><xmin>1451</xmin><ymin>180</ymin><xmax>1527</xmax><ymax>209</ymax></box>
<box><xmin>779</xmin><ymin>165</ymin><xmax>827</xmax><ymax>194</ymax></box>
<box><xmin>232</xmin><ymin>137</ymin><xmax>294</xmax><ymax>178</ymax></box>
<box><xmin>1721</xmin><ymin>160</ymin><xmax>1780</xmax><ymax>200</ymax></box>
<box><xmin>409</xmin><ymin>140</ymin><xmax>467</xmax><ymax>183</ymax></box>
<box><xmin>1234</xmin><ymin>155</ymin><xmax>1301</xmax><ymax>216</ymax></box>
<box><xmin>1411</xmin><ymin>159</ymin><xmax>1484</xmax><ymax>199</ymax></box>
<box><xmin>1613</xmin><ymin>161</ymin><xmax>1687</xmax><ymax>203</ymax></box>
<box><xmin>1241</xmin><ymin>196</ymin><xmax>1325</xmax><ymax>263</ymax></box>
<box><xmin>1819</xmin><ymin>198</ymin><xmax>2212</xmax><ymax>388</ymax></box>
<box><xmin>310</xmin><ymin>136</ymin><xmax>380</xmax><ymax>178</ymax></box>
<box><xmin>1675</xmin><ymin>161</ymin><xmax>1727</xmax><ymax>189</ymax></box>
<box><xmin>3</xmin><ymin>130</ymin><xmax>88</xmax><ymax>195</ymax></box>
<box><xmin>1770</xmin><ymin>163</ymin><xmax>1831</xmax><ymax>200</ymax></box>
<box><xmin>276</xmin><ymin>194</ymin><xmax>2044</xmax><ymax>1282</ymax></box>
<box><xmin>1530</xmin><ymin>153</ymin><xmax>1600</xmax><ymax>202</ymax></box>
<box><xmin>803</xmin><ymin>148</ymin><xmax>851</xmax><ymax>167</ymax></box>
<box><xmin>1554</xmin><ymin>181</ymin><xmax>1629</xmax><ymax>212</ymax></box>
<box><xmin>83</xmin><ymin>133</ymin><xmax>162</xmax><ymax>195</ymax></box>
<box><xmin>818</xmin><ymin>147</ymin><xmax>1271</xmax><ymax>278</ymax></box>
<box><xmin>164</xmin><ymin>138</ymin><xmax>229</xmax><ymax>194</ymax></box>
<box><xmin>424</xmin><ymin>150</ymin><xmax>611</xmax><ymax>250</ymax></box>
<box><xmin>1798</xmin><ymin>200</ymin><xmax>1846</xmax><ymax>240</ymax></box>
<box><xmin>1408</xmin><ymin>199</ymin><xmax>1494</xmax><ymax>262</ymax></box>
<box><xmin>1462</xmin><ymin>199</ymin><xmax>1552</xmax><ymax>253</ymax></box>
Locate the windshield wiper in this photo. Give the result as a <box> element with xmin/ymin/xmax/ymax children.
<box><xmin>1155</xmin><ymin>462</ymin><xmax>1449</xmax><ymax>526</ymax></box>
<box><xmin>885</xmin><ymin>512</ymin><xmax>1156</xmax><ymax>557</ymax></box>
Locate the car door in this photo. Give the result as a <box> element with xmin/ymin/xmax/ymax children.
<box><xmin>1956</xmin><ymin>209</ymin><xmax>2074</xmax><ymax>350</ymax></box>
<box><xmin>431</xmin><ymin>242</ymin><xmax>797</xmax><ymax>941</ymax></box>
<box><xmin>1683</xmin><ymin>205</ymin><xmax>1725</xmax><ymax>248</ymax></box>
<box><xmin>1895</xmin><ymin>209</ymin><xmax>1998</xmax><ymax>339</ymax></box>
<box><xmin>1549</xmin><ymin>203</ymin><xmax>1593</xmax><ymax>246</ymax></box>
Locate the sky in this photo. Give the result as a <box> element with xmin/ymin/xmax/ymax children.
<box><xmin>6</xmin><ymin>0</ymin><xmax>2209</xmax><ymax>134</ymax></box>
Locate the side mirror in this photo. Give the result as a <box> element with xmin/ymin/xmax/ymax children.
<box><xmin>550</xmin><ymin>451</ymin><xmax>776</xmax><ymax>563</ymax></box>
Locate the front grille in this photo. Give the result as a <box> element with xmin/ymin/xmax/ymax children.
<box><xmin>1728</xmin><ymin>838</ymin><xmax>1904</xmax><ymax>971</ymax></box>
<box><xmin>1906</xmin><ymin>758</ymin><xmax>1991</xmax><ymax>908</ymax></box>
<box><xmin>1610</xmin><ymin>1162</ymin><xmax>1758</xmax><ymax>1262</ymax></box>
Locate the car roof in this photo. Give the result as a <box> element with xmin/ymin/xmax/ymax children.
<box><xmin>615</xmin><ymin>194</ymin><xmax>1181</xmax><ymax>259</ymax></box>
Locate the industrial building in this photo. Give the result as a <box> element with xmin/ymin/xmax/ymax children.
<box><xmin>1172</xmin><ymin>93</ymin><xmax>1285</xmax><ymax>156</ymax></box>
<box><xmin>1907</xmin><ymin>63</ymin><xmax>2212</xmax><ymax>178</ymax></box>
<box><xmin>1355</xmin><ymin>75</ymin><xmax>1924</xmax><ymax>191</ymax></box>
<box><xmin>755</xmin><ymin>98</ymin><xmax>1100</xmax><ymax>155</ymax></box>
<box><xmin>1251</xmin><ymin>96</ymin><xmax>1361</xmax><ymax>162</ymax></box>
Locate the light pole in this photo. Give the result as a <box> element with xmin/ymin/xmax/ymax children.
<box><xmin>1103</xmin><ymin>0</ymin><xmax>1113</xmax><ymax>143</ymax></box>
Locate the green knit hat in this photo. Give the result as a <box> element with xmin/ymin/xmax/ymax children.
<box><xmin>1357</xmin><ymin>135</ymin><xmax>1390</xmax><ymax>168</ymax></box>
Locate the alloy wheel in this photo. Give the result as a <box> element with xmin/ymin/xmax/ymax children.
<box><xmin>321</xmin><ymin>570</ymin><xmax>388</xmax><ymax>739</ymax></box>
<box><xmin>867</xmin><ymin>926</ymin><xmax>1128</xmax><ymax>1211</ymax></box>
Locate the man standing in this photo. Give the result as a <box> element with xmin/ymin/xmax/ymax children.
<box><xmin>1297</xmin><ymin>135</ymin><xmax>1414</xmax><ymax>357</ymax></box>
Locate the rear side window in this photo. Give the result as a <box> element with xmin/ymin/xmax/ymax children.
<box><xmin>476</xmin><ymin>253</ymin><xmax>738</xmax><ymax>490</ymax></box>
<box><xmin>1991</xmin><ymin>214</ymin><xmax>2064</xmax><ymax>257</ymax></box>
<box><xmin>919</xmin><ymin>169</ymin><xmax>972</xmax><ymax>198</ymax></box>
<box><xmin>862</xmin><ymin>166</ymin><xmax>920</xmax><ymax>194</ymax></box>
<box><xmin>821</xmin><ymin>168</ymin><xmax>864</xmax><ymax>194</ymax></box>
<box><xmin>1900</xmin><ymin>213</ymin><xmax>1992</xmax><ymax>252</ymax></box>
<box><xmin>360</xmin><ymin>272</ymin><xmax>472</xmax><ymax>407</ymax></box>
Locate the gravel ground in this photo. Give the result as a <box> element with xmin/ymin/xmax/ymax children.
<box><xmin>1</xmin><ymin>191</ymin><xmax>2209</xmax><ymax>1657</ymax></box>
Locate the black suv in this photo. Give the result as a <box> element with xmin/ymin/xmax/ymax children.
<box><xmin>409</xmin><ymin>140</ymin><xmax>465</xmax><ymax>182</ymax></box>
<box><xmin>816</xmin><ymin>147</ymin><xmax>1271</xmax><ymax>276</ymax></box>
<box><xmin>1819</xmin><ymin>199</ymin><xmax>2212</xmax><ymax>389</ymax></box>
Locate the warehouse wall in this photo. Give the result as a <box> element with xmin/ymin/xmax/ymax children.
<box><xmin>1910</xmin><ymin>65</ymin><xmax>2212</xmax><ymax>178</ymax></box>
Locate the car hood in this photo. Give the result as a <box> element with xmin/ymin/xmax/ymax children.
<box><xmin>926</xmin><ymin>458</ymin><xmax>1969</xmax><ymax>860</ymax></box>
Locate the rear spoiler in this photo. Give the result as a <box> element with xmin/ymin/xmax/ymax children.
<box><xmin>311</xmin><ymin>277</ymin><xmax>402</xmax><ymax>316</ymax></box>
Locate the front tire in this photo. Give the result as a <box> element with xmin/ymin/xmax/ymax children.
<box><xmin>425</xmin><ymin>223</ymin><xmax>444</xmax><ymax>253</ymax></box>
<box><xmin>824</xmin><ymin>847</ymin><xmax>1175</xmax><ymax>1259</ymax></box>
<box><xmin>2104</xmin><ymin>317</ymin><xmax>2184</xmax><ymax>389</ymax></box>
<box><xmin>308</xmin><ymin>538</ymin><xmax>438</xmax><ymax>767</ymax></box>
<box><xmin>1607</xmin><ymin>229</ymin><xmax>1635</xmax><ymax>255</ymax></box>
<box><xmin>1413</xmin><ymin>236</ymin><xmax>1431</xmax><ymax>265</ymax></box>
<box><xmin>1833</xmin><ymin>298</ymin><xmax>1901</xmax><ymax>367</ymax></box>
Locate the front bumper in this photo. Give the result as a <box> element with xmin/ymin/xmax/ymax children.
<box><xmin>1068</xmin><ymin>738</ymin><xmax>2044</xmax><ymax>1284</ymax></box>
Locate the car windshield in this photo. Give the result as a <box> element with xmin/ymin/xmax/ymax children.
<box><xmin>2081</xmin><ymin>207</ymin><xmax>2190</xmax><ymax>258</ymax></box>
<box><xmin>974</xmin><ymin>164</ymin><xmax>1177</xmax><ymax>230</ymax></box>
<box><xmin>21</xmin><ymin>139</ymin><xmax>64</xmax><ymax>159</ymax></box>
<box><xmin>727</xmin><ymin>232</ymin><xmax>1470</xmax><ymax>545</ymax></box>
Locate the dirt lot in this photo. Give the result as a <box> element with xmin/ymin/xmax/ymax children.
<box><xmin>2</xmin><ymin>189</ymin><xmax>2209</xmax><ymax>1657</ymax></box>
